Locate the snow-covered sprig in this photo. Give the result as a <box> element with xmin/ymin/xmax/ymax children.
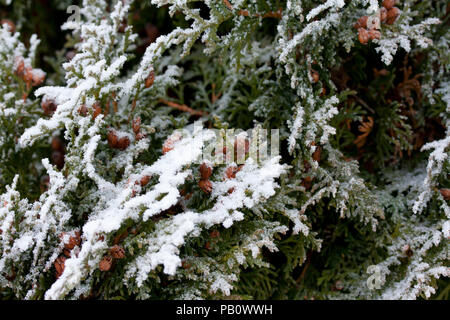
<box><xmin>374</xmin><ymin>13</ymin><xmax>440</xmax><ymax>65</ymax></box>
<box><xmin>368</xmin><ymin>218</ymin><xmax>449</xmax><ymax>300</ymax></box>
<box><xmin>172</xmin><ymin>220</ymin><xmax>288</xmax><ymax>299</ymax></box>
<box><xmin>19</xmin><ymin>1</ymin><xmax>135</xmax><ymax>147</ymax></box>
<box><xmin>126</xmin><ymin>155</ymin><xmax>287</xmax><ymax>286</ymax></box>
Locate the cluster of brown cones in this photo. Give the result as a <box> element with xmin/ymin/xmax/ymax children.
<box><xmin>78</xmin><ymin>102</ymin><xmax>102</xmax><ymax>120</ymax></box>
<box><xmin>131</xmin><ymin>174</ymin><xmax>152</xmax><ymax>197</ymax></box>
<box><xmin>199</xmin><ymin>163</ymin><xmax>213</xmax><ymax>194</ymax></box>
<box><xmin>99</xmin><ymin>245</ymin><xmax>126</xmax><ymax>272</ymax></box>
<box><xmin>107</xmin><ymin>130</ymin><xmax>131</xmax><ymax>151</ymax></box>
<box><xmin>54</xmin><ymin>231</ymin><xmax>81</xmax><ymax>279</ymax></box>
<box><xmin>354</xmin><ymin>0</ymin><xmax>400</xmax><ymax>45</ymax></box>
<box><xmin>14</xmin><ymin>55</ymin><xmax>46</xmax><ymax>100</ymax></box>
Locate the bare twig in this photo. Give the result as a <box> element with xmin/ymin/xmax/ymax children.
<box><xmin>352</xmin><ymin>94</ymin><xmax>375</xmax><ymax>114</ymax></box>
<box><xmin>211</xmin><ymin>83</ymin><xmax>221</xmax><ymax>103</ymax></box>
<box><xmin>158</xmin><ymin>99</ymin><xmax>207</xmax><ymax>117</ymax></box>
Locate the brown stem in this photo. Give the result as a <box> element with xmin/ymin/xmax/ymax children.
<box><xmin>352</xmin><ymin>94</ymin><xmax>375</xmax><ymax>114</ymax></box>
<box><xmin>223</xmin><ymin>0</ymin><xmax>233</xmax><ymax>10</ymax></box>
<box><xmin>104</xmin><ymin>99</ymin><xmax>110</xmax><ymax>116</ymax></box>
<box><xmin>211</xmin><ymin>83</ymin><xmax>221</xmax><ymax>103</ymax></box>
<box><xmin>158</xmin><ymin>99</ymin><xmax>207</xmax><ymax>116</ymax></box>
<box><xmin>296</xmin><ymin>251</ymin><xmax>313</xmax><ymax>284</ymax></box>
<box><xmin>111</xmin><ymin>92</ymin><xmax>118</xmax><ymax>113</ymax></box>
<box><xmin>127</xmin><ymin>97</ymin><xmax>137</xmax><ymax>123</ymax></box>
<box><xmin>261</xmin><ymin>8</ymin><xmax>283</xmax><ymax>19</ymax></box>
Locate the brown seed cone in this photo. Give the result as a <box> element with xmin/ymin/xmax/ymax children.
<box><xmin>225</xmin><ymin>165</ymin><xmax>242</xmax><ymax>180</ymax></box>
<box><xmin>440</xmin><ymin>188</ymin><xmax>450</xmax><ymax>201</ymax></box>
<box><xmin>78</xmin><ymin>104</ymin><xmax>88</xmax><ymax>116</ymax></box>
<box><xmin>162</xmin><ymin>135</ymin><xmax>180</xmax><ymax>154</ymax></box>
<box><xmin>199</xmin><ymin>163</ymin><xmax>213</xmax><ymax>180</ymax></box>
<box><xmin>135</xmin><ymin>132</ymin><xmax>145</xmax><ymax>141</ymax></box>
<box><xmin>312</xmin><ymin>145</ymin><xmax>322</xmax><ymax>162</ymax></box>
<box><xmin>51</xmin><ymin>136</ymin><xmax>64</xmax><ymax>152</ymax></box>
<box><xmin>31</xmin><ymin>71</ymin><xmax>45</xmax><ymax>87</ymax></box>
<box><xmin>132</xmin><ymin>117</ymin><xmax>141</xmax><ymax>134</ymax></box>
<box><xmin>51</xmin><ymin>151</ymin><xmax>65</xmax><ymax>169</ymax></box>
<box><xmin>145</xmin><ymin>70</ymin><xmax>155</xmax><ymax>88</ymax></box>
<box><xmin>92</xmin><ymin>102</ymin><xmax>102</xmax><ymax>120</ymax></box>
<box><xmin>109</xmin><ymin>245</ymin><xmax>126</xmax><ymax>259</ymax></box>
<box><xmin>23</xmin><ymin>67</ymin><xmax>34</xmax><ymax>84</ymax></box>
<box><xmin>358</xmin><ymin>28</ymin><xmax>370</xmax><ymax>45</ymax></box>
<box><xmin>354</xmin><ymin>16</ymin><xmax>368</xmax><ymax>29</ymax></box>
<box><xmin>42</xmin><ymin>99</ymin><xmax>57</xmax><ymax>116</ymax></box>
<box><xmin>1</xmin><ymin>19</ymin><xmax>15</xmax><ymax>33</ymax></box>
<box><xmin>99</xmin><ymin>255</ymin><xmax>113</xmax><ymax>271</ymax></box>
<box><xmin>107</xmin><ymin>130</ymin><xmax>119</xmax><ymax>148</ymax></box>
<box><xmin>14</xmin><ymin>57</ymin><xmax>25</xmax><ymax>77</ymax></box>
<box><xmin>302</xmin><ymin>176</ymin><xmax>313</xmax><ymax>190</ymax></box>
<box><xmin>140</xmin><ymin>175</ymin><xmax>151</xmax><ymax>187</ymax></box>
<box><xmin>199</xmin><ymin>179</ymin><xmax>213</xmax><ymax>194</ymax></box>
<box><xmin>382</xmin><ymin>0</ymin><xmax>395</xmax><ymax>10</ymax></box>
<box><xmin>225</xmin><ymin>166</ymin><xmax>237</xmax><ymax>180</ymax></box>
<box><xmin>368</xmin><ymin>29</ymin><xmax>381</xmax><ymax>40</ymax></box>
<box><xmin>386</xmin><ymin>7</ymin><xmax>400</xmax><ymax>25</ymax></box>
<box><xmin>54</xmin><ymin>256</ymin><xmax>66</xmax><ymax>279</ymax></box>
<box><xmin>117</xmin><ymin>136</ymin><xmax>131</xmax><ymax>150</ymax></box>
<box><xmin>162</xmin><ymin>143</ymin><xmax>172</xmax><ymax>155</ymax></box>
<box><xmin>60</xmin><ymin>231</ymin><xmax>81</xmax><ymax>250</ymax></box>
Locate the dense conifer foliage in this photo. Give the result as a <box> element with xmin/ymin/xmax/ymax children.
<box><xmin>0</xmin><ymin>0</ymin><xmax>448</xmax><ymax>299</ymax></box>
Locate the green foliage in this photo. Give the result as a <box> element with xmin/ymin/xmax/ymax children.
<box><xmin>0</xmin><ymin>0</ymin><xmax>448</xmax><ymax>300</ymax></box>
